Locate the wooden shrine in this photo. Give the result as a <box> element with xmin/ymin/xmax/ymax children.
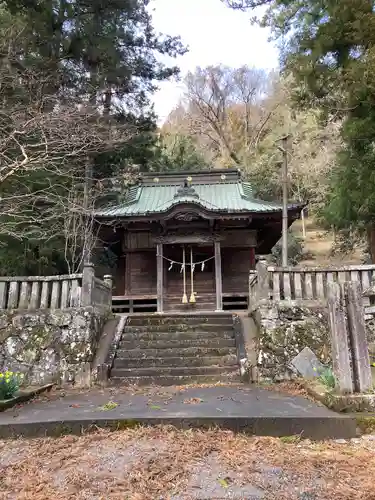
<box><xmin>95</xmin><ymin>169</ymin><xmax>304</xmax><ymax>313</ymax></box>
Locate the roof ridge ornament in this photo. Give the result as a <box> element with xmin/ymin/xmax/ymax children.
<box><xmin>174</xmin><ymin>177</ymin><xmax>199</xmax><ymax>199</ymax></box>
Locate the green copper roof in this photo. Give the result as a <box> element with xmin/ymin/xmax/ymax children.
<box><xmin>96</xmin><ymin>169</ymin><xmax>302</xmax><ymax>218</ymax></box>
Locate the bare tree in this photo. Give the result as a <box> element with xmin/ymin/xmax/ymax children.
<box><xmin>221</xmin><ymin>0</ymin><xmax>272</xmax><ymax>9</ymax></box>
<box><xmin>0</xmin><ymin>28</ymin><xmax>135</xmax><ymax>272</ymax></box>
<box><xmin>164</xmin><ymin>70</ymin><xmax>341</xmax><ymax>221</ymax></box>
<box><xmin>171</xmin><ymin>65</ymin><xmax>277</xmax><ymax>166</ymax></box>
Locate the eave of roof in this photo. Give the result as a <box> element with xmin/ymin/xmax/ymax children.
<box><xmin>95</xmin><ymin>169</ymin><xmax>306</xmax><ymax>219</ymax></box>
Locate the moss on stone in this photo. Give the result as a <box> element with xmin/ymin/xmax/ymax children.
<box><xmin>257</xmin><ymin>305</ymin><xmax>330</xmax><ymax>380</ymax></box>
<box><xmin>23</xmin><ymin>327</ymin><xmax>52</xmax><ymax>350</ymax></box>
<box><xmin>0</xmin><ymin>307</ymin><xmax>107</xmax><ymax>387</ymax></box>
<box><xmin>108</xmin><ymin>419</ymin><xmax>141</xmax><ymax>431</ymax></box>
<box><xmin>356</xmin><ymin>415</ymin><xmax>375</xmax><ymax>434</ymax></box>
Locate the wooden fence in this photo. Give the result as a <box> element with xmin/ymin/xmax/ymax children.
<box><xmin>0</xmin><ymin>264</ymin><xmax>113</xmax><ymax>311</ymax></box>
<box><xmin>249</xmin><ymin>261</ymin><xmax>375</xmax><ymax>313</ymax></box>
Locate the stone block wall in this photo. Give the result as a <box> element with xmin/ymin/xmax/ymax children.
<box><xmin>254</xmin><ymin>304</ymin><xmax>331</xmax><ymax>381</ymax></box>
<box><xmin>0</xmin><ymin>307</ymin><xmax>109</xmax><ymax>385</ymax></box>
<box><xmin>254</xmin><ymin>303</ymin><xmax>375</xmax><ymax>381</ymax></box>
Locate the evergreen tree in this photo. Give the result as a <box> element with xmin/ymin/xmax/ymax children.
<box><xmin>154</xmin><ymin>133</ymin><xmax>210</xmax><ymax>172</ymax></box>
<box><xmin>223</xmin><ymin>0</ymin><xmax>375</xmax><ymax>259</ymax></box>
<box><xmin>0</xmin><ymin>1</ymin><xmax>187</xmax><ymax>274</ymax></box>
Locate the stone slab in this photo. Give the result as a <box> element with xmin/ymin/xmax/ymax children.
<box><xmin>0</xmin><ymin>384</ymin><xmax>54</xmax><ymax>412</ymax></box>
<box><xmin>291</xmin><ymin>347</ymin><xmax>325</xmax><ymax>379</ymax></box>
<box><xmin>0</xmin><ymin>384</ymin><xmax>355</xmax><ymax>440</ymax></box>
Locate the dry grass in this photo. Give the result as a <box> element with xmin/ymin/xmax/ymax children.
<box><xmin>1</xmin><ymin>427</ymin><xmax>375</xmax><ymax>500</ymax></box>
<box><xmin>259</xmin><ymin>380</ymin><xmax>319</xmax><ymax>403</ymax></box>
<box><xmin>291</xmin><ymin>218</ymin><xmax>365</xmax><ymax>266</ymax></box>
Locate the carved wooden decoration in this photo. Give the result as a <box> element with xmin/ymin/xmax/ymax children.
<box><xmin>174</xmin><ymin>212</ymin><xmax>200</xmax><ymax>222</ymax></box>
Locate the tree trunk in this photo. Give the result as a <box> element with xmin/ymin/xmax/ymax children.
<box><xmin>367</xmin><ymin>224</ymin><xmax>375</xmax><ymax>263</ymax></box>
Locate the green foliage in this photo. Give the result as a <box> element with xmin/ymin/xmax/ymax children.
<box><xmin>0</xmin><ymin>0</ymin><xmax>188</xmax><ymax>273</ymax></box>
<box><xmin>3</xmin><ymin>0</ymin><xmax>186</xmax><ymax>114</ymax></box>
<box><xmin>223</xmin><ymin>0</ymin><xmax>375</xmax><ymax>251</ymax></box>
<box><xmin>97</xmin><ymin>401</ymin><xmax>118</xmax><ymax>411</ymax></box>
<box><xmin>0</xmin><ymin>239</ymin><xmax>69</xmax><ymax>276</ymax></box>
<box><xmin>318</xmin><ymin>367</ymin><xmax>336</xmax><ymax>390</ymax></box>
<box><xmin>154</xmin><ymin>133</ymin><xmax>210</xmax><ymax>172</ymax></box>
<box><xmin>270</xmin><ymin>232</ymin><xmax>305</xmax><ymax>266</ymax></box>
<box><xmin>0</xmin><ymin>371</ymin><xmax>23</xmax><ymax>400</ymax></box>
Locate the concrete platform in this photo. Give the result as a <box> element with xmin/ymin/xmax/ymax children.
<box><xmin>0</xmin><ymin>384</ymin><xmax>356</xmax><ymax>440</ymax></box>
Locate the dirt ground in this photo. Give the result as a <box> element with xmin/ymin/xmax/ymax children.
<box><xmin>1</xmin><ymin>426</ymin><xmax>375</xmax><ymax>500</ymax></box>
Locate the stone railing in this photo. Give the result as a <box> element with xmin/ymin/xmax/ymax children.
<box><xmin>249</xmin><ymin>260</ymin><xmax>375</xmax><ymax>313</ymax></box>
<box><xmin>81</xmin><ymin>263</ymin><xmax>112</xmax><ymax>310</ymax></box>
<box><xmin>0</xmin><ymin>264</ymin><xmax>113</xmax><ymax>311</ymax></box>
<box><xmin>0</xmin><ymin>274</ymin><xmax>83</xmax><ymax>310</ymax></box>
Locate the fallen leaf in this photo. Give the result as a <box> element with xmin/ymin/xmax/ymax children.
<box><xmin>69</xmin><ymin>404</ymin><xmax>81</xmax><ymax>408</ymax></box>
<box><xmin>280</xmin><ymin>435</ymin><xmax>302</xmax><ymax>444</ymax></box>
<box><xmin>149</xmin><ymin>405</ymin><xmax>161</xmax><ymax>410</ymax></box>
<box><xmin>183</xmin><ymin>398</ymin><xmax>204</xmax><ymax>405</ymax></box>
<box><xmin>97</xmin><ymin>401</ymin><xmax>118</xmax><ymax>411</ymax></box>
<box><xmin>218</xmin><ymin>478</ymin><xmax>229</xmax><ymax>488</ymax></box>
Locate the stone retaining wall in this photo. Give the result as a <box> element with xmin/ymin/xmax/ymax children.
<box><xmin>0</xmin><ymin>307</ymin><xmax>108</xmax><ymax>385</ymax></box>
<box><xmin>254</xmin><ymin>305</ymin><xmax>330</xmax><ymax>381</ymax></box>
<box><xmin>254</xmin><ymin>303</ymin><xmax>375</xmax><ymax>381</ymax></box>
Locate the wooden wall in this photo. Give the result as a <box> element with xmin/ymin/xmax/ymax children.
<box><xmin>113</xmin><ymin>256</ymin><xmax>125</xmax><ymax>295</ymax></box>
<box><xmin>164</xmin><ymin>246</ymin><xmax>215</xmax><ymax>297</ymax></box>
<box><xmin>222</xmin><ymin>248</ymin><xmax>253</xmax><ymax>295</ymax></box>
<box><xmin>111</xmin><ymin>226</ymin><xmax>257</xmax><ymax>298</ymax></box>
<box><xmin>126</xmin><ymin>251</ymin><xmax>157</xmax><ymax>296</ymax></box>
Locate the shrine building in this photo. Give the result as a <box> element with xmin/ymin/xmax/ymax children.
<box><xmin>95</xmin><ymin>169</ymin><xmax>303</xmax><ymax>313</ymax></box>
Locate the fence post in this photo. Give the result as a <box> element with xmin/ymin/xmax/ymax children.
<box><xmin>327</xmin><ymin>281</ymin><xmax>354</xmax><ymax>394</ymax></box>
<box><xmin>103</xmin><ymin>275</ymin><xmax>113</xmax><ymax>307</ymax></box>
<box><xmin>345</xmin><ymin>281</ymin><xmax>373</xmax><ymax>392</ymax></box>
<box><xmin>103</xmin><ymin>274</ymin><xmax>113</xmax><ymax>289</ymax></box>
<box><xmin>256</xmin><ymin>260</ymin><xmax>269</xmax><ymax>303</ymax></box>
<box><xmin>82</xmin><ymin>263</ymin><xmax>94</xmax><ymax>307</ymax></box>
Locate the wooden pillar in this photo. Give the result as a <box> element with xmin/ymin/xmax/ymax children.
<box><xmin>327</xmin><ymin>282</ymin><xmax>354</xmax><ymax>394</ymax></box>
<box><xmin>214</xmin><ymin>240</ymin><xmax>223</xmax><ymax>311</ymax></box>
<box><xmin>157</xmin><ymin>243</ymin><xmax>164</xmax><ymax>313</ymax></box>
<box><xmin>345</xmin><ymin>281</ymin><xmax>373</xmax><ymax>392</ymax></box>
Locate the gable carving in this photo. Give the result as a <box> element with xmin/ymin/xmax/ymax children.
<box><xmin>174</xmin><ymin>212</ymin><xmax>200</xmax><ymax>222</ymax></box>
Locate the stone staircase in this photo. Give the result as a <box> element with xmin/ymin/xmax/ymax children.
<box><xmin>109</xmin><ymin>313</ymin><xmax>239</xmax><ymax>385</ymax></box>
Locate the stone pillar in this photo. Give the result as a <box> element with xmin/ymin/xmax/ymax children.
<box><xmin>214</xmin><ymin>240</ymin><xmax>223</xmax><ymax>312</ymax></box>
<box><xmin>250</xmin><ymin>247</ymin><xmax>255</xmax><ymax>269</ymax></box>
<box><xmin>81</xmin><ymin>262</ymin><xmax>94</xmax><ymax>307</ymax></box>
<box><xmin>103</xmin><ymin>275</ymin><xmax>113</xmax><ymax>309</ymax></box>
<box><xmin>103</xmin><ymin>274</ymin><xmax>113</xmax><ymax>289</ymax></box>
<box><xmin>156</xmin><ymin>243</ymin><xmax>164</xmax><ymax>313</ymax></box>
<box><xmin>256</xmin><ymin>260</ymin><xmax>269</xmax><ymax>303</ymax></box>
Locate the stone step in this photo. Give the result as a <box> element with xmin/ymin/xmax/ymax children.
<box><xmin>124</xmin><ymin>324</ymin><xmax>232</xmax><ymax>333</ymax></box>
<box><xmin>120</xmin><ymin>331</ymin><xmax>235</xmax><ymax>342</ymax></box>
<box><xmin>118</xmin><ymin>338</ymin><xmax>236</xmax><ymax>350</ymax></box>
<box><xmin>115</xmin><ymin>346</ymin><xmax>237</xmax><ymax>359</ymax></box>
<box><xmin>111</xmin><ymin>365</ymin><xmax>238</xmax><ymax>378</ymax></box>
<box><xmin>113</xmin><ymin>355</ymin><xmax>238</xmax><ymax>369</ymax></box>
<box><xmin>110</xmin><ymin>372</ymin><xmax>240</xmax><ymax>386</ymax></box>
<box><xmin>128</xmin><ymin>315</ymin><xmax>233</xmax><ymax>326</ymax></box>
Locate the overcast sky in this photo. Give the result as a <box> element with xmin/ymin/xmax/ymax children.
<box><xmin>149</xmin><ymin>0</ymin><xmax>279</xmax><ymax>123</ymax></box>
